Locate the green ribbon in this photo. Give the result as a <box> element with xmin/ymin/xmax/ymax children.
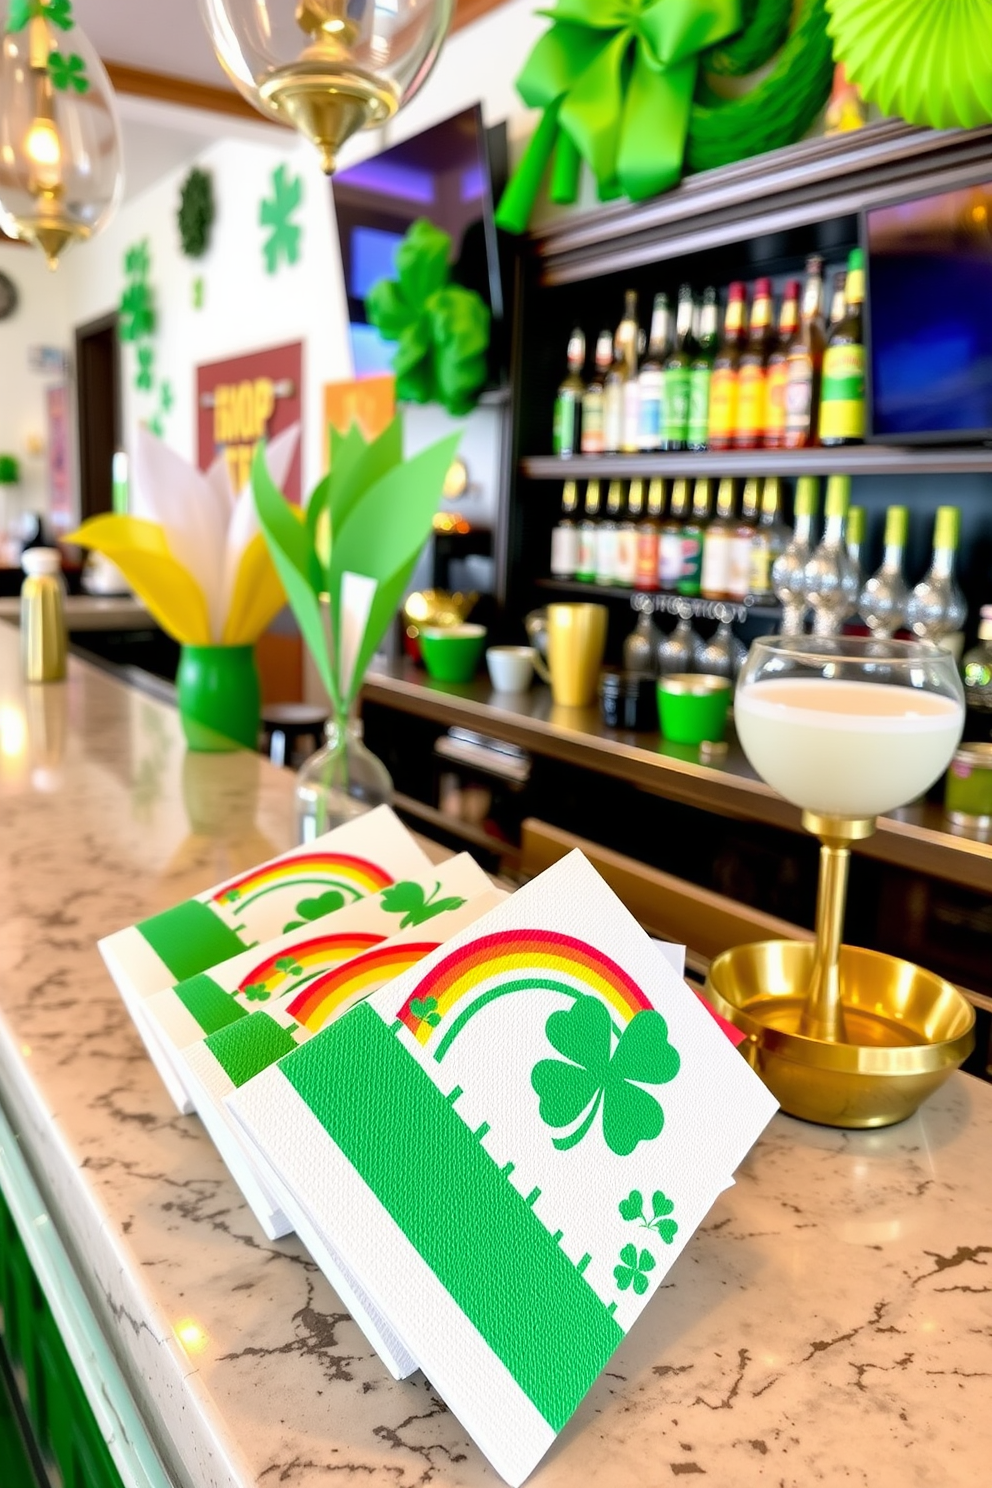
<box><xmin>497</xmin><ymin>0</ymin><xmax>741</xmax><ymax>233</ymax></box>
<box><xmin>365</xmin><ymin>219</ymin><xmax>490</xmax><ymax>419</ymax></box>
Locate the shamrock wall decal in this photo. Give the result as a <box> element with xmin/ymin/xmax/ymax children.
<box><xmin>614</xmin><ymin>1244</ymin><xmax>656</xmax><ymax>1296</ymax></box>
<box><xmin>260</xmin><ymin>164</ymin><xmax>303</xmax><ymax>275</ymax></box>
<box><xmin>379</xmin><ymin>881</ymin><xmax>467</xmax><ymax>929</ymax></box>
<box><xmin>531</xmin><ymin>996</ymin><xmax>680</xmax><ymax>1155</ymax></box>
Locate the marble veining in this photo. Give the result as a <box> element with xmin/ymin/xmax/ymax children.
<box><xmin>0</xmin><ymin>626</ymin><xmax>989</xmax><ymax>1487</ymax></box>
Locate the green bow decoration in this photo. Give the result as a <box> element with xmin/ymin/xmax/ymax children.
<box><xmin>497</xmin><ymin>0</ymin><xmax>742</xmax><ymax>233</ymax></box>
<box><xmin>366</xmin><ymin>219</ymin><xmax>490</xmax><ymax>418</ymax></box>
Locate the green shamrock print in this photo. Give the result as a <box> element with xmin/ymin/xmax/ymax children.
<box><xmin>379</xmin><ymin>880</ymin><xmax>467</xmax><ymax>929</ymax></box>
<box><xmin>618</xmin><ymin>1189</ymin><xmax>678</xmax><ymax>1244</ymax></box>
<box><xmin>124</xmin><ymin>241</ymin><xmax>150</xmax><ymax>281</ymax></box>
<box><xmin>259</xmin><ymin>164</ymin><xmax>303</xmax><ymax>274</ymax></box>
<box><xmin>9</xmin><ymin>0</ymin><xmax>74</xmax><ymax>32</ymax></box>
<box><xmin>282</xmin><ymin>888</ymin><xmax>345</xmax><ymax>933</ymax></box>
<box><xmin>274</xmin><ymin>956</ymin><xmax>303</xmax><ymax>977</ymax></box>
<box><xmin>159</xmin><ymin>380</ymin><xmax>174</xmax><ymax>413</ymax></box>
<box><xmin>531</xmin><ymin>996</ymin><xmax>680</xmax><ymax>1156</ymax></box>
<box><xmin>614</xmin><ymin>1244</ymin><xmax>656</xmax><ymax>1296</ymax></box>
<box><xmin>48</xmin><ymin>50</ymin><xmax>88</xmax><ymax>93</ymax></box>
<box><xmin>135</xmin><ymin>344</ymin><xmax>155</xmax><ymax>391</ymax></box>
<box><xmin>242</xmin><ymin>982</ymin><xmax>270</xmax><ymax>1002</ymax></box>
<box><xmin>119</xmin><ymin>281</ymin><xmax>155</xmax><ymax>343</ymax></box>
<box><xmin>410</xmin><ymin>995</ymin><xmax>441</xmax><ymax>1028</ymax></box>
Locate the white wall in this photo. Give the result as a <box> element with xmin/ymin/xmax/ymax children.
<box><xmin>0</xmin><ymin>244</ymin><xmax>71</xmax><ymax>524</ymax></box>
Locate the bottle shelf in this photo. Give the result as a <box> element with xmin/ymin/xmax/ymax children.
<box><xmin>521</xmin><ymin>445</ymin><xmax>992</xmax><ymax>481</ymax></box>
<box><xmin>535</xmin><ymin>576</ymin><xmax>781</xmax><ymax>623</ymax></box>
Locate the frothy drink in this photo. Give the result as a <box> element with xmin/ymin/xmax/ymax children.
<box><xmin>735</xmin><ymin>677</ymin><xmax>963</xmax><ymax>818</ymax></box>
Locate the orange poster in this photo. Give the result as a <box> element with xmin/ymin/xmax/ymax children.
<box><xmin>323</xmin><ymin>375</ymin><xmax>395</xmax><ymax>468</ymax></box>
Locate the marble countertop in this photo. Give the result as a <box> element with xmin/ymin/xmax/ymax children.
<box><xmin>0</xmin><ymin>625</ymin><xmax>989</xmax><ymax>1488</ymax></box>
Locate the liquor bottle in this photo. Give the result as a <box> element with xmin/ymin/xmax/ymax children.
<box><xmin>772</xmin><ymin>475</ymin><xmax>819</xmax><ymax>634</ymax></box>
<box><xmin>603</xmin><ymin>290</ymin><xmax>639</xmax><ymax>454</ymax></box>
<box><xmin>861</xmin><ymin>505</ymin><xmax>910</xmax><ymax>638</ymax></box>
<box><xmin>678</xmin><ymin>479</ymin><xmax>713</xmax><ymax>597</ymax></box>
<box><xmin>576</xmin><ymin>479</ymin><xmax>601</xmax><ymax>582</ymax></box>
<box><xmin>819</xmin><ymin>247</ymin><xmax>866</xmax><ymax>445</ymax></box>
<box><xmin>549</xmin><ymin>480</ymin><xmax>580</xmax><ymax>578</ymax></box>
<box><xmin>615</xmin><ymin>480</ymin><xmax>642</xmax><ymax>587</ymax></box>
<box><xmin>637</xmin><ymin>293</ymin><xmax>672</xmax><ymax>452</ymax></box>
<box><xmin>708</xmin><ymin>283</ymin><xmax>747</xmax><ymax>451</ymax></box>
<box><xmin>905</xmin><ymin>505</ymin><xmax>967</xmax><ymax>643</ymax></box>
<box><xmin>580</xmin><ymin>331</ymin><xmax>613</xmax><ymax>455</ymax></box>
<box><xmin>962</xmin><ymin>606</ymin><xmax>992</xmax><ymax>726</ymax></box>
<box><xmin>804</xmin><ymin>474</ymin><xmax>860</xmax><ymax>636</ymax></box>
<box><xmin>749</xmin><ymin>476</ymin><xmax>789</xmax><ymax>598</ymax></box>
<box><xmin>701</xmin><ymin>478</ymin><xmax>736</xmax><ymax>600</ymax></box>
<box><xmin>827</xmin><ymin>269</ymin><xmax>847</xmax><ymax>329</ymax></box>
<box><xmin>846</xmin><ymin>505</ymin><xmax>866</xmax><ymax>598</ymax></box>
<box><xmin>659</xmin><ymin>478</ymin><xmax>690</xmax><ymax>592</ymax></box>
<box><xmin>784</xmin><ymin>254</ymin><xmax>825</xmax><ymax>448</ymax></box>
<box><xmin>595</xmin><ymin>480</ymin><xmax>624</xmax><ymax>584</ymax></box>
<box><xmin>687</xmin><ymin>287</ymin><xmax>719</xmax><ymax>451</ymax></box>
<box><xmin>552</xmin><ymin>328</ymin><xmax>585</xmax><ymax>457</ymax></box>
<box><xmin>734</xmin><ymin>277</ymin><xmax>774</xmax><ymax>449</ymax></box>
<box><xmin>663</xmin><ymin>285</ymin><xmax>695</xmax><ymax>451</ymax></box>
<box><xmin>764</xmin><ymin>280</ymin><xmax>800</xmax><ymax>449</ymax></box>
<box><xmin>635</xmin><ymin>478</ymin><xmax>664</xmax><ymax>591</ymax></box>
<box><xmin>728</xmin><ymin>476</ymin><xmax>760</xmax><ymax>601</ymax></box>
<box><xmin>657</xmin><ymin>603</ymin><xmax>702</xmax><ymax>675</ymax></box>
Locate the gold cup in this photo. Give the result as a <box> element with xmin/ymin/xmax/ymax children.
<box><xmin>533</xmin><ymin>604</ymin><xmax>608</xmax><ymax>707</ymax></box>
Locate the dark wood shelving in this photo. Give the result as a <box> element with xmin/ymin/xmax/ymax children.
<box><xmin>521</xmin><ymin>445</ymin><xmax>992</xmax><ymax>481</ymax></box>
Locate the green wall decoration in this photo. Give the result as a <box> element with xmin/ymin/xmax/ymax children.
<box><xmin>119</xmin><ymin>239</ymin><xmax>170</xmax><ymax>433</ymax></box>
<box><xmin>365</xmin><ymin>218</ymin><xmax>490</xmax><ymax>418</ymax></box>
<box><xmin>0</xmin><ymin>454</ymin><xmax>20</xmax><ymax>485</ymax></box>
<box><xmin>496</xmin><ymin>0</ymin><xmax>835</xmax><ymax>234</ymax></box>
<box><xmin>826</xmin><ymin>0</ymin><xmax>992</xmax><ymax>131</ymax></box>
<box><xmin>177</xmin><ymin>167</ymin><xmax>215</xmax><ymax>258</ymax></box>
<box><xmin>260</xmin><ymin>164</ymin><xmax>303</xmax><ymax>274</ymax></box>
<box><xmin>7</xmin><ymin>0</ymin><xmax>90</xmax><ymax>95</ymax></box>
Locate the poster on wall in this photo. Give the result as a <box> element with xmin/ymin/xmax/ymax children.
<box><xmin>323</xmin><ymin>374</ymin><xmax>395</xmax><ymax>468</ymax></box>
<box><xmin>46</xmin><ymin>385</ymin><xmax>72</xmax><ymax>533</ymax></box>
<box><xmin>196</xmin><ymin>341</ymin><xmax>303</xmax><ymax>502</ymax></box>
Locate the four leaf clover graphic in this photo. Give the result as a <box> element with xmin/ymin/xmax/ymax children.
<box><xmin>274</xmin><ymin>956</ymin><xmax>303</xmax><ymax>977</ymax></box>
<box><xmin>241</xmin><ymin>982</ymin><xmax>270</xmax><ymax>1003</ymax></box>
<box><xmin>48</xmin><ymin>50</ymin><xmax>88</xmax><ymax>93</ymax></box>
<box><xmin>410</xmin><ymin>995</ymin><xmax>441</xmax><ymax>1028</ymax></box>
<box><xmin>118</xmin><ymin>281</ymin><xmax>155</xmax><ymax>344</ymax></box>
<box><xmin>259</xmin><ymin>164</ymin><xmax>303</xmax><ymax>275</ymax></box>
<box><xmin>380</xmin><ymin>881</ymin><xmax>466</xmax><ymax>929</ymax></box>
<box><xmin>531</xmin><ymin>996</ymin><xmax>680</xmax><ymax>1155</ymax></box>
<box><xmin>9</xmin><ymin>0</ymin><xmax>74</xmax><ymax>32</ymax></box>
<box><xmin>618</xmin><ymin>1188</ymin><xmax>678</xmax><ymax>1244</ymax></box>
<box><xmin>614</xmin><ymin>1244</ymin><xmax>656</xmax><ymax>1296</ymax></box>
<box><xmin>282</xmin><ymin>888</ymin><xmax>346</xmax><ymax>933</ymax></box>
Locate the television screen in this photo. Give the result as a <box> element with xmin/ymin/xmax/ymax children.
<box><xmin>332</xmin><ymin>104</ymin><xmax>505</xmax><ymax>381</ymax></box>
<box><xmin>866</xmin><ymin>182</ymin><xmax>992</xmax><ymax>442</ymax></box>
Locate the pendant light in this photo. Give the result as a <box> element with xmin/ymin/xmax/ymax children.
<box><xmin>0</xmin><ymin>3</ymin><xmax>123</xmax><ymax>269</ymax></box>
<box><xmin>198</xmin><ymin>0</ymin><xmax>454</xmax><ymax>174</ymax></box>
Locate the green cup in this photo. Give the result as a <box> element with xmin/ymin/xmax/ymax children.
<box><xmin>420</xmin><ymin>624</ymin><xmax>488</xmax><ymax>683</ymax></box>
<box><xmin>657</xmin><ymin>673</ymin><xmax>731</xmax><ymax>745</ymax></box>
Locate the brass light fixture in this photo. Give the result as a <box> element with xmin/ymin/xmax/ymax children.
<box><xmin>198</xmin><ymin>0</ymin><xmax>455</xmax><ymax>173</ymax></box>
<box><xmin>0</xmin><ymin>4</ymin><xmax>123</xmax><ymax>269</ymax></box>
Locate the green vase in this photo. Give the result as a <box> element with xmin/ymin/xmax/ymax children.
<box><xmin>176</xmin><ymin>644</ymin><xmax>260</xmax><ymax>753</ymax></box>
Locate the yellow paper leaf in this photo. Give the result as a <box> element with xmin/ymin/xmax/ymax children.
<box><xmin>67</xmin><ymin>515</ymin><xmax>212</xmax><ymax>645</ymax></box>
<box><xmin>222</xmin><ymin>530</ymin><xmax>289</xmax><ymax>645</ymax></box>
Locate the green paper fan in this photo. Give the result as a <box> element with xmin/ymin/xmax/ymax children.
<box><xmin>826</xmin><ymin>0</ymin><xmax>992</xmax><ymax>130</ymax></box>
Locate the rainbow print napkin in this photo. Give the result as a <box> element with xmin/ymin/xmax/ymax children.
<box><xmin>99</xmin><ymin>805</ymin><xmax>432</xmax><ymax>1104</ymax></box>
<box><xmin>227</xmin><ymin>850</ymin><xmax>778</xmax><ymax>1484</ymax></box>
<box><xmin>141</xmin><ymin>851</ymin><xmax>494</xmax><ymax>1113</ymax></box>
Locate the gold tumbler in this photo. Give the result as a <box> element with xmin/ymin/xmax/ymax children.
<box><xmin>534</xmin><ymin>603</ymin><xmax>608</xmax><ymax>707</ymax></box>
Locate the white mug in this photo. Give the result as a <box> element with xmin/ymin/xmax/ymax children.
<box><xmin>486</xmin><ymin>645</ymin><xmax>536</xmax><ymax>693</ymax></box>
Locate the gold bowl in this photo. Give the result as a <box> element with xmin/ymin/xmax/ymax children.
<box><xmin>705</xmin><ymin>941</ymin><xmax>975</xmax><ymax>1128</ymax></box>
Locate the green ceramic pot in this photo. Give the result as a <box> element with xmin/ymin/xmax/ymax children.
<box><xmin>176</xmin><ymin>644</ymin><xmax>261</xmax><ymax>753</ymax></box>
<box><xmin>657</xmin><ymin>673</ymin><xmax>731</xmax><ymax>745</ymax></box>
<box><xmin>419</xmin><ymin>624</ymin><xmax>488</xmax><ymax>684</ymax></box>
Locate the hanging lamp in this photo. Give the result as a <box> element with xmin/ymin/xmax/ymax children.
<box><xmin>0</xmin><ymin>1</ymin><xmax>123</xmax><ymax>269</ymax></box>
<box><xmin>197</xmin><ymin>0</ymin><xmax>454</xmax><ymax>174</ymax></box>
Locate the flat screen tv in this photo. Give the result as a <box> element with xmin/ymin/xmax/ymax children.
<box><xmin>865</xmin><ymin>181</ymin><xmax>992</xmax><ymax>443</ymax></box>
<box><xmin>331</xmin><ymin>104</ymin><xmax>506</xmax><ymax>383</ymax></box>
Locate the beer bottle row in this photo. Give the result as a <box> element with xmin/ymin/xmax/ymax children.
<box><xmin>551</xmin><ymin>249</ymin><xmax>866</xmax><ymax>457</ymax></box>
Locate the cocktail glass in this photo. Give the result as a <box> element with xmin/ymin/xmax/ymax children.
<box><xmin>705</xmin><ymin>635</ymin><xmax>975</xmax><ymax>1127</ymax></box>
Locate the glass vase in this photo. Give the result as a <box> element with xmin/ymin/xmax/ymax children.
<box><xmin>295</xmin><ymin>713</ymin><xmax>393</xmax><ymax>843</ymax></box>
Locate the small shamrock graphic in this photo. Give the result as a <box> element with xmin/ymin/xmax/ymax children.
<box><xmin>119</xmin><ymin>281</ymin><xmax>155</xmax><ymax>343</ymax></box>
<box><xmin>274</xmin><ymin>956</ymin><xmax>303</xmax><ymax>977</ymax></box>
<box><xmin>614</xmin><ymin>1244</ymin><xmax>656</xmax><ymax>1296</ymax></box>
<box><xmin>531</xmin><ymin>996</ymin><xmax>680</xmax><ymax>1156</ymax></box>
<box><xmin>124</xmin><ymin>241</ymin><xmax>150</xmax><ymax>281</ymax></box>
<box><xmin>159</xmin><ymin>380</ymin><xmax>174</xmax><ymax>413</ymax></box>
<box><xmin>282</xmin><ymin>888</ymin><xmax>345</xmax><ymax>932</ymax></box>
<box><xmin>241</xmin><ymin>982</ymin><xmax>270</xmax><ymax>1002</ymax></box>
<box><xmin>147</xmin><ymin>413</ymin><xmax>163</xmax><ymax>437</ymax></box>
<box><xmin>410</xmin><ymin>995</ymin><xmax>441</xmax><ymax>1028</ymax></box>
<box><xmin>618</xmin><ymin>1189</ymin><xmax>678</xmax><ymax>1244</ymax></box>
<box><xmin>259</xmin><ymin>163</ymin><xmax>303</xmax><ymax>275</ymax></box>
<box><xmin>135</xmin><ymin>344</ymin><xmax>155</xmax><ymax>391</ymax></box>
<box><xmin>48</xmin><ymin>50</ymin><xmax>88</xmax><ymax>93</ymax></box>
<box><xmin>380</xmin><ymin>881</ymin><xmax>467</xmax><ymax>929</ymax></box>
<box><xmin>9</xmin><ymin>0</ymin><xmax>74</xmax><ymax>32</ymax></box>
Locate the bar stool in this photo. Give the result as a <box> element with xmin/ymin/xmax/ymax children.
<box><xmin>260</xmin><ymin>703</ymin><xmax>328</xmax><ymax>769</ymax></box>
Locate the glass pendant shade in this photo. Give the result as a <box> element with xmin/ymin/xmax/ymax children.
<box><xmin>0</xmin><ymin>14</ymin><xmax>123</xmax><ymax>268</ymax></box>
<box><xmin>198</xmin><ymin>0</ymin><xmax>454</xmax><ymax>172</ymax></box>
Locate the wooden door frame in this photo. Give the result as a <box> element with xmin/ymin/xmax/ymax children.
<box><xmin>74</xmin><ymin>311</ymin><xmax>121</xmax><ymax>525</ymax></box>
